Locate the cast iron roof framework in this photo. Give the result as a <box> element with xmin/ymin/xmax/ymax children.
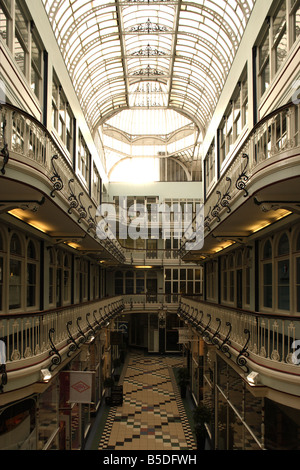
<box><xmin>42</xmin><ymin>0</ymin><xmax>255</xmax><ymax>135</ymax></box>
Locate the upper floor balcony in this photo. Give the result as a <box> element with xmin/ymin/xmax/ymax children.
<box><xmin>0</xmin><ymin>296</ymin><xmax>124</xmax><ymax>396</ymax></box>
<box><xmin>0</xmin><ymin>102</ymin><xmax>125</xmax><ymax>264</ymax></box>
<box><xmin>181</xmin><ymin>101</ymin><xmax>300</xmax><ymax>261</ymax></box>
<box><xmin>179</xmin><ymin>296</ymin><xmax>300</xmax><ymax>398</ymax></box>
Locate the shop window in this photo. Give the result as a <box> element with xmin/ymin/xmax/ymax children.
<box><xmin>206</xmin><ymin>261</ymin><xmax>215</xmax><ymax>300</ymax></box>
<box><xmin>31</xmin><ymin>34</ymin><xmax>42</xmax><ymax>99</ymax></box>
<box><xmin>0</xmin><ymin>0</ymin><xmax>11</xmax><ymax>47</ymax></box>
<box><xmin>228</xmin><ymin>255</ymin><xmax>235</xmax><ymax>302</ymax></box>
<box><xmin>52</xmin><ymin>71</ymin><xmax>74</xmax><ymax>156</ymax></box>
<box><xmin>14</xmin><ymin>0</ymin><xmax>29</xmax><ymax>76</ymax></box>
<box><xmin>136</xmin><ymin>270</ymin><xmax>144</xmax><ymax>294</ymax></box>
<box><xmin>244</xmin><ymin>248</ymin><xmax>251</xmax><ymax>307</ymax></box>
<box><xmin>125</xmin><ymin>271</ymin><xmax>134</xmax><ymax>294</ymax></box>
<box><xmin>262</xmin><ymin>239</ymin><xmax>273</xmax><ymax>309</ymax></box>
<box><xmin>26</xmin><ymin>240</ymin><xmax>38</xmax><ymax>308</ymax></box>
<box><xmin>92</xmin><ymin>164</ymin><xmax>102</xmax><ymax>205</ymax></box>
<box><xmin>258</xmin><ymin>30</ymin><xmax>270</xmax><ymax>97</ymax></box>
<box><xmin>277</xmin><ymin>233</ymin><xmax>290</xmax><ymax>311</ymax></box>
<box><xmin>204</xmin><ymin>142</ymin><xmax>215</xmax><ymax>191</ymax></box>
<box><xmin>219</xmin><ymin>71</ymin><xmax>248</xmax><ymax>165</ymax></box>
<box><xmin>114</xmin><ymin>270</ymin><xmax>123</xmax><ymax>295</ymax></box>
<box><xmin>290</xmin><ymin>0</ymin><xmax>300</xmax><ymax>43</ymax></box>
<box><xmin>272</xmin><ymin>1</ymin><xmax>287</xmax><ymax>74</ymax></box>
<box><xmin>222</xmin><ymin>257</ymin><xmax>228</xmax><ymax>302</ymax></box>
<box><xmin>9</xmin><ymin>233</ymin><xmax>23</xmax><ymax>310</ymax></box>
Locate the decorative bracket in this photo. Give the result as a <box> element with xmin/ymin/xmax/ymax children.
<box><xmin>236</xmin><ymin>328</ymin><xmax>250</xmax><ymax>373</ymax></box>
<box><xmin>66</xmin><ymin>320</ymin><xmax>80</xmax><ymax>357</ymax></box>
<box><xmin>218</xmin><ymin>321</ymin><xmax>232</xmax><ymax>358</ymax></box>
<box><xmin>0</xmin><ymin>196</ymin><xmax>45</xmax><ymax>214</ymax></box>
<box><xmin>236</xmin><ymin>153</ymin><xmax>249</xmax><ymax>197</ymax></box>
<box><xmin>76</xmin><ymin>317</ymin><xmax>86</xmax><ymax>344</ymax></box>
<box><xmin>0</xmin><ymin>117</ymin><xmax>9</xmax><ymax>175</ymax></box>
<box><xmin>50</xmin><ymin>155</ymin><xmax>64</xmax><ymax>198</ymax></box>
<box><xmin>254</xmin><ymin>197</ymin><xmax>300</xmax><ymax>215</ymax></box>
<box><xmin>49</xmin><ymin>327</ymin><xmax>62</xmax><ymax>371</ymax></box>
<box><xmin>68</xmin><ymin>178</ymin><xmax>79</xmax><ymax>214</ymax></box>
<box><xmin>77</xmin><ymin>193</ymin><xmax>87</xmax><ymax>223</ymax></box>
<box><xmin>211</xmin><ymin>318</ymin><xmax>221</xmax><ymax>346</ymax></box>
<box><xmin>220</xmin><ymin>177</ymin><xmax>232</xmax><ymax>213</ymax></box>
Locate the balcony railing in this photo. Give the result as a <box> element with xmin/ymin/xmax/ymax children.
<box><xmin>0</xmin><ymin>297</ymin><xmax>124</xmax><ymax>375</ymax></box>
<box><xmin>180</xmin><ymin>102</ymin><xmax>300</xmax><ymax>253</ymax></box>
<box><xmin>180</xmin><ymin>297</ymin><xmax>300</xmax><ymax>374</ymax></box>
<box><xmin>0</xmin><ymin>102</ymin><xmax>125</xmax><ymax>263</ymax></box>
<box><xmin>122</xmin><ymin>293</ymin><xmax>180</xmax><ymax>311</ymax></box>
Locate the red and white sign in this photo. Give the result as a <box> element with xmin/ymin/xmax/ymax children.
<box><xmin>64</xmin><ymin>371</ymin><xmax>94</xmax><ymax>404</ymax></box>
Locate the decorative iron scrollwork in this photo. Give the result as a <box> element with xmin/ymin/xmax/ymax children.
<box><xmin>129</xmin><ymin>18</ymin><xmax>169</xmax><ymax>33</ymax></box>
<box><xmin>219</xmin><ymin>321</ymin><xmax>232</xmax><ymax>358</ymax></box>
<box><xmin>93</xmin><ymin>310</ymin><xmax>101</xmax><ymax>330</ymax></box>
<box><xmin>86</xmin><ymin>312</ymin><xmax>96</xmax><ymax>338</ymax></box>
<box><xmin>76</xmin><ymin>317</ymin><xmax>86</xmax><ymax>344</ymax></box>
<box><xmin>49</xmin><ymin>327</ymin><xmax>62</xmax><ymax>370</ymax></box>
<box><xmin>204</xmin><ymin>207</ymin><xmax>212</xmax><ymax>232</ymax></box>
<box><xmin>132</xmin><ymin>65</ymin><xmax>164</xmax><ymax>76</ymax></box>
<box><xmin>211</xmin><ymin>191</ymin><xmax>222</xmax><ymax>222</ymax></box>
<box><xmin>220</xmin><ymin>177</ymin><xmax>232</xmax><ymax>213</ymax></box>
<box><xmin>87</xmin><ymin>206</ymin><xmax>97</xmax><ymax>232</ymax></box>
<box><xmin>131</xmin><ymin>44</ymin><xmax>166</xmax><ymax>56</ymax></box>
<box><xmin>50</xmin><ymin>155</ymin><xmax>64</xmax><ymax>198</ymax></box>
<box><xmin>68</xmin><ymin>178</ymin><xmax>79</xmax><ymax>214</ymax></box>
<box><xmin>236</xmin><ymin>328</ymin><xmax>250</xmax><ymax>372</ymax></box>
<box><xmin>211</xmin><ymin>318</ymin><xmax>221</xmax><ymax>346</ymax></box>
<box><xmin>236</xmin><ymin>153</ymin><xmax>249</xmax><ymax>197</ymax></box>
<box><xmin>77</xmin><ymin>193</ymin><xmax>87</xmax><ymax>223</ymax></box>
<box><xmin>202</xmin><ymin>314</ymin><xmax>212</xmax><ymax>342</ymax></box>
<box><xmin>0</xmin><ymin>116</ymin><xmax>9</xmax><ymax>176</ymax></box>
<box><xmin>67</xmin><ymin>320</ymin><xmax>80</xmax><ymax>357</ymax></box>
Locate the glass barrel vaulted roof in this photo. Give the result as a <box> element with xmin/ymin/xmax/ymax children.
<box><xmin>42</xmin><ymin>0</ymin><xmax>256</xmax><ymax>174</ymax></box>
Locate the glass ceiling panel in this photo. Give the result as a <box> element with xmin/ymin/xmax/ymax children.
<box><xmin>43</xmin><ymin>0</ymin><xmax>256</xmax><ymax>165</ymax></box>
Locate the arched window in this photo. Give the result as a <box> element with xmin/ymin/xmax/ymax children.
<box><xmin>262</xmin><ymin>239</ymin><xmax>273</xmax><ymax>309</ymax></box>
<box><xmin>278</xmin><ymin>233</ymin><xmax>289</xmax><ymax>256</ymax></box>
<box><xmin>277</xmin><ymin>233</ymin><xmax>290</xmax><ymax>311</ymax></box>
<box><xmin>263</xmin><ymin>239</ymin><xmax>272</xmax><ymax>259</ymax></box>
<box><xmin>9</xmin><ymin>233</ymin><xmax>23</xmax><ymax>310</ymax></box>
<box><xmin>27</xmin><ymin>240</ymin><xmax>38</xmax><ymax>308</ymax></box>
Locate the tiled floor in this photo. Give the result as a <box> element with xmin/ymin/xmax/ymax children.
<box><xmin>98</xmin><ymin>351</ymin><xmax>196</xmax><ymax>451</ymax></box>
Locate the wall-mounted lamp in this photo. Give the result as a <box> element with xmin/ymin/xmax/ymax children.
<box><xmin>41</xmin><ymin>369</ymin><xmax>52</xmax><ymax>382</ymax></box>
<box><xmin>247</xmin><ymin>371</ymin><xmax>259</xmax><ymax>386</ymax></box>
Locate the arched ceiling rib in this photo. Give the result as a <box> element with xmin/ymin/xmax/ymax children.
<box><xmin>43</xmin><ymin>0</ymin><xmax>256</xmax><ymax>134</ymax></box>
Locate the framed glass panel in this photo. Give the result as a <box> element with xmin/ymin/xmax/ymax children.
<box><xmin>278</xmin><ymin>259</ymin><xmax>290</xmax><ymax>310</ymax></box>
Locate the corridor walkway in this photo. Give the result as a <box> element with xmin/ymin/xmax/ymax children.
<box><xmin>98</xmin><ymin>351</ymin><xmax>197</xmax><ymax>451</ymax></box>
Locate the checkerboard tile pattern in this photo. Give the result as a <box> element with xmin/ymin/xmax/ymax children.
<box><xmin>98</xmin><ymin>352</ymin><xmax>196</xmax><ymax>451</ymax></box>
